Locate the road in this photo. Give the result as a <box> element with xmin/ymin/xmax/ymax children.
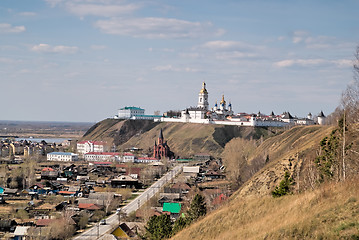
<box><xmin>73</xmin><ymin>164</ymin><xmax>183</xmax><ymax>239</ymax></box>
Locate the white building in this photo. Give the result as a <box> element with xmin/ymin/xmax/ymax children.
<box><xmin>114</xmin><ymin>106</ymin><xmax>162</xmax><ymax>120</ymax></box>
<box><xmin>180</xmin><ymin>82</ymin><xmax>210</xmax><ymax>121</ymax></box>
<box><xmin>117</xmin><ymin>106</ymin><xmax>145</xmax><ymax>119</ymax></box>
<box><xmin>317</xmin><ymin>111</ymin><xmax>326</xmax><ymax>125</ymax></box>
<box><xmin>135</xmin><ymin>157</ymin><xmax>159</xmax><ymax>163</ymax></box>
<box><xmin>84</xmin><ymin>152</ymin><xmax>120</xmax><ymax>162</ymax></box>
<box><xmin>121</xmin><ymin>152</ymin><xmax>135</xmax><ymax>162</ymax></box>
<box><xmin>47</xmin><ymin>152</ymin><xmax>78</xmax><ymax>162</ymax></box>
<box><xmin>77</xmin><ymin>141</ymin><xmax>106</xmax><ymax>156</ymax></box>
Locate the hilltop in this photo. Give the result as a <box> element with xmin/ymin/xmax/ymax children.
<box><xmin>81</xmin><ymin>119</ymin><xmax>278</xmax><ymax>158</ymax></box>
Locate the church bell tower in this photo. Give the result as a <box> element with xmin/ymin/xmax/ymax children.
<box><xmin>198</xmin><ymin>81</ymin><xmax>209</xmax><ymax>110</ymax></box>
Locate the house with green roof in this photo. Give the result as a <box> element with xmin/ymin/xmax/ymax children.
<box><xmin>162</xmin><ymin>202</ymin><xmax>181</xmax><ymax>219</ymax></box>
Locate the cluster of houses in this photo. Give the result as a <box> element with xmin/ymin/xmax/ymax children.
<box><xmin>135</xmin><ymin>155</ymin><xmax>229</xmax><ymax>222</ymax></box>
<box><xmin>46</xmin><ymin>135</ymin><xmax>172</xmax><ymax>164</ymax></box>
<box><xmin>0</xmin><ymin>158</ymin><xmax>168</xmax><ymax>239</ymax></box>
<box><xmin>0</xmin><ymin>139</ymin><xmax>64</xmax><ymax>162</ymax></box>
<box><xmin>0</xmin><ymin>183</ymin><xmax>122</xmax><ymax>239</ymax></box>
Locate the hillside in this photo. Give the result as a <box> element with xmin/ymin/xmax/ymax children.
<box><xmin>233</xmin><ymin>125</ymin><xmax>334</xmax><ymax>196</ymax></box>
<box><xmin>81</xmin><ymin>119</ymin><xmax>277</xmax><ymax>158</ymax></box>
<box><xmin>173</xmin><ymin>178</ymin><xmax>359</xmax><ymax>239</ymax></box>
<box><xmin>173</xmin><ymin>124</ymin><xmax>359</xmax><ymax>239</ymax></box>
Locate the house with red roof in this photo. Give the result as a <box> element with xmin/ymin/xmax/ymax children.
<box><xmin>78</xmin><ymin>203</ymin><xmax>102</xmax><ymax>211</ymax></box>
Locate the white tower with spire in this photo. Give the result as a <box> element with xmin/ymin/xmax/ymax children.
<box><xmin>198</xmin><ymin>82</ymin><xmax>209</xmax><ymax>110</ymax></box>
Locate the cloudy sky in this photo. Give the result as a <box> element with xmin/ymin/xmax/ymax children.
<box><xmin>1</xmin><ymin>0</ymin><xmax>358</xmax><ymax>122</ymax></box>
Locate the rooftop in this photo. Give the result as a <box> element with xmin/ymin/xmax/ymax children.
<box><xmin>85</xmin><ymin>152</ymin><xmax>120</xmax><ymax>156</ymax></box>
<box><xmin>163</xmin><ymin>202</ymin><xmax>181</xmax><ymax>214</ymax></box>
<box><xmin>119</xmin><ymin>106</ymin><xmax>144</xmax><ymax>111</ymax></box>
<box><xmin>48</xmin><ymin>152</ymin><xmax>77</xmax><ymax>156</ymax></box>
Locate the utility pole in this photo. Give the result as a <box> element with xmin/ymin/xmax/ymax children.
<box><xmin>97</xmin><ymin>222</ymin><xmax>99</xmax><ymax>239</ymax></box>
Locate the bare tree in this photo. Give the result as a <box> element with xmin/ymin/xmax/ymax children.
<box><xmin>222</xmin><ymin>138</ymin><xmax>257</xmax><ymax>189</ymax></box>
<box><xmin>341</xmin><ymin>46</ymin><xmax>359</xmax><ymax>124</ymax></box>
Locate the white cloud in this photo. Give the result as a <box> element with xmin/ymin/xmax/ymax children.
<box><xmin>45</xmin><ymin>0</ymin><xmax>140</xmax><ymax>17</ymax></box>
<box><xmin>201</xmin><ymin>41</ymin><xmax>263</xmax><ymax>60</ymax></box>
<box><xmin>332</xmin><ymin>59</ymin><xmax>353</xmax><ymax>68</ymax></box>
<box><xmin>18</xmin><ymin>12</ymin><xmax>37</xmax><ymax>16</ymax></box>
<box><xmin>202</xmin><ymin>40</ymin><xmax>264</xmax><ymax>52</ymax></box>
<box><xmin>292</xmin><ymin>30</ymin><xmax>309</xmax><ymax>44</ymax></box>
<box><xmin>0</xmin><ymin>23</ymin><xmax>25</xmax><ymax>33</ymax></box>
<box><xmin>95</xmin><ymin>17</ymin><xmax>221</xmax><ymax>39</ymax></box>
<box><xmin>31</xmin><ymin>43</ymin><xmax>79</xmax><ymax>54</ymax></box>
<box><xmin>65</xmin><ymin>2</ymin><xmax>140</xmax><ymax>17</ymax></box>
<box><xmin>179</xmin><ymin>52</ymin><xmax>200</xmax><ymax>59</ymax></box>
<box><xmin>291</xmin><ymin>31</ymin><xmax>340</xmax><ymax>49</ymax></box>
<box><xmin>90</xmin><ymin>45</ymin><xmax>106</xmax><ymax>50</ymax></box>
<box><xmin>0</xmin><ymin>57</ymin><xmax>22</xmax><ymax>64</ymax></box>
<box><xmin>274</xmin><ymin>58</ymin><xmax>352</xmax><ymax>68</ymax></box>
<box><xmin>152</xmin><ymin>65</ymin><xmax>198</xmax><ymax>72</ymax></box>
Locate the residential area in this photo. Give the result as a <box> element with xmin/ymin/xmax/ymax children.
<box><xmin>0</xmin><ymin>132</ymin><xmax>230</xmax><ymax>239</ymax></box>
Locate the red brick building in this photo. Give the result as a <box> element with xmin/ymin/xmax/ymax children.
<box><xmin>153</xmin><ymin>129</ymin><xmax>172</xmax><ymax>159</ymax></box>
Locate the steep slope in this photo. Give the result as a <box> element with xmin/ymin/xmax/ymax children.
<box><xmin>81</xmin><ymin>119</ymin><xmax>277</xmax><ymax>158</ymax></box>
<box><xmin>118</xmin><ymin>123</ymin><xmax>278</xmax><ymax>158</ymax></box>
<box><xmin>173</xmin><ymin>125</ymin><xmax>359</xmax><ymax>239</ymax></box>
<box><xmin>173</xmin><ymin>177</ymin><xmax>359</xmax><ymax>240</ymax></box>
<box><xmin>234</xmin><ymin>125</ymin><xmax>333</xmax><ymax>196</ymax></box>
<box><xmin>81</xmin><ymin>119</ymin><xmax>160</xmax><ymax>146</ymax></box>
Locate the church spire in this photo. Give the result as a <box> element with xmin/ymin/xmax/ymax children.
<box><xmin>159</xmin><ymin>128</ymin><xmax>164</xmax><ymax>140</ymax></box>
<box><xmin>199</xmin><ymin>81</ymin><xmax>208</xmax><ymax>94</ymax></box>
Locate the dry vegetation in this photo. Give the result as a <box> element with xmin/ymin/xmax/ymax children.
<box><xmin>173</xmin><ymin>177</ymin><xmax>359</xmax><ymax>240</ymax></box>
<box><xmin>223</xmin><ymin>125</ymin><xmax>333</xmax><ymax>195</ymax></box>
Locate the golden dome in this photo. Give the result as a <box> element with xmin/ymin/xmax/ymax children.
<box><xmin>199</xmin><ymin>81</ymin><xmax>208</xmax><ymax>94</ymax></box>
<box><xmin>220</xmin><ymin>95</ymin><xmax>226</xmax><ymax>104</ymax></box>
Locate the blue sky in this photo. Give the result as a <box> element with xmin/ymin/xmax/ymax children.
<box><xmin>1</xmin><ymin>0</ymin><xmax>358</xmax><ymax>122</ymax></box>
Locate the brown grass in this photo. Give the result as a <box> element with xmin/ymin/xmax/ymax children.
<box><xmin>172</xmin><ymin>177</ymin><xmax>359</xmax><ymax>240</ymax></box>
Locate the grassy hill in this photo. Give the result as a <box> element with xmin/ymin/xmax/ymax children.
<box><xmin>81</xmin><ymin>119</ymin><xmax>277</xmax><ymax>158</ymax></box>
<box><xmin>173</xmin><ymin>178</ymin><xmax>359</xmax><ymax>240</ymax></box>
<box><xmin>173</xmin><ymin>124</ymin><xmax>359</xmax><ymax>239</ymax></box>
<box><xmin>233</xmin><ymin>125</ymin><xmax>334</xmax><ymax>196</ymax></box>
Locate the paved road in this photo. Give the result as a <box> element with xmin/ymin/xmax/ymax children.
<box><xmin>73</xmin><ymin>164</ymin><xmax>183</xmax><ymax>239</ymax></box>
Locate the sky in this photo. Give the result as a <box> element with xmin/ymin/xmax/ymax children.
<box><xmin>1</xmin><ymin>0</ymin><xmax>358</xmax><ymax>122</ymax></box>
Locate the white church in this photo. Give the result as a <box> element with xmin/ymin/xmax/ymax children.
<box><xmin>158</xmin><ymin>82</ymin><xmax>326</xmax><ymax>127</ymax></box>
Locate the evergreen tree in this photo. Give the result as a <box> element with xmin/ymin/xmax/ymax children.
<box><xmin>172</xmin><ymin>215</ymin><xmax>188</xmax><ymax>235</ymax></box>
<box><xmin>272</xmin><ymin>171</ymin><xmax>293</xmax><ymax>198</ymax></box>
<box><xmin>145</xmin><ymin>214</ymin><xmax>173</xmax><ymax>240</ymax></box>
<box><xmin>187</xmin><ymin>194</ymin><xmax>207</xmax><ymax>223</ymax></box>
